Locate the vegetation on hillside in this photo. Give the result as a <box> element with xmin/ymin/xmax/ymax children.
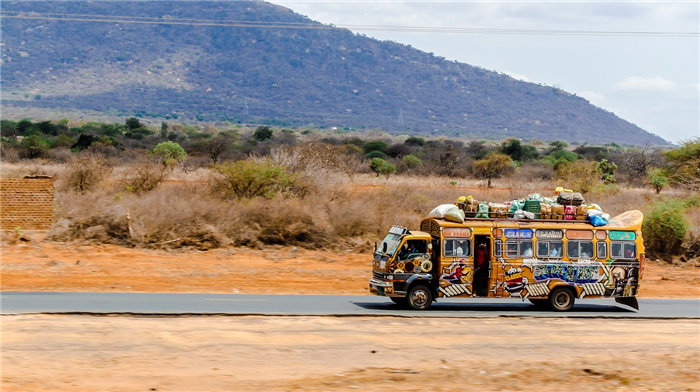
<box><xmin>1</xmin><ymin>118</ymin><xmax>697</xmax><ymax>263</ymax></box>
<box><xmin>0</xmin><ymin>1</ymin><xmax>668</xmax><ymax>145</ymax></box>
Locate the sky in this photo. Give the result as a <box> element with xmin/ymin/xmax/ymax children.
<box><xmin>267</xmin><ymin>0</ymin><xmax>699</xmax><ymax>144</ymax></box>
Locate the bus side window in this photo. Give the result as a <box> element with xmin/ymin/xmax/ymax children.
<box><xmin>611</xmin><ymin>242</ymin><xmax>623</xmax><ymax>258</ymax></box>
<box><xmin>505</xmin><ymin>241</ymin><xmax>519</xmax><ymax>258</ymax></box>
<box><xmin>521</xmin><ymin>241</ymin><xmax>534</xmax><ymax>257</ymax></box>
<box><xmin>494</xmin><ymin>240</ymin><xmax>502</xmax><ymax>257</ymax></box>
<box><xmin>580</xmin><ymin>242</ymin><xmax>594</xmax><ymax>259</ymax></box>
<box><xmin>623</xmin><ymin>243</ymin><xmax>637</xmax><ymax>259</ymax></box>
<box><xmin>597</xmin><ymin>242</ymin><xmax>607</xmax><ymax>260</ymax></box>
<box><xmin>567</xmin><ymin>241</ymin><xmax>579</xmax><ymax>258</ymax></box>
<box><xmin>537</xmin><ymin>241</ymin><xmax>563</xmax><ymax>258</ymax></box>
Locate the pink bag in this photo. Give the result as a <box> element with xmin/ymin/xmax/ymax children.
<box><xmin>564</xmin><ymin>205</ymin><xmax>576</xmax><ymax>220</ymax></box>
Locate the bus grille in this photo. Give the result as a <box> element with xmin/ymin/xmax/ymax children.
<box><xmin>373</xmin><ymin>271</ymin><xmax>384</xmax><ymax>280</ymax></box>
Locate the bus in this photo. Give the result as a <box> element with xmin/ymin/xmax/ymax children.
<box><xmin>369</xmin><ymin>210</ymin><xmax>644</xmax><ymax>311</ymax></box>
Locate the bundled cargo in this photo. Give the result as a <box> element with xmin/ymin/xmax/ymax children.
<box><xmin>557</xmin><ymin>192</ymin><xmax>585</xmax><ymax>206</ymax></box>
<box><xmin>523</xmin><ymin>200</ymin><xmax>541</xmax><ymax>219</ymax></box>
<box><xmin>564</xmin><ymin>205</ymin><xmax>577</xmax><ymax>220</ymax></box>
<box><xmin>488</xmin><ymin>203</ymin><xmax>509</xmax><ymax>219</ymax></box>
<box><xmin>429</xmin><ymin>204</ymin><xmax>465</xmax><ymax>223</ymax></box>
<box><xmin>476</xmin><ymin>202</ymin><xmax>489</xmax><ymax>218</ymax></box>
<box><xmin>552</xmin><ymin>204</ymin><xmax>565</xmax><ymax>220</ymax></box>
<box><xmin>456</xmin><ymin>195</ymin><xmax>479</xmax><ymax>216</ymax></box>
<box><xmin>540</xmin><ymin>203</ymin><xmax>552</xmax><ymax>220</ymax></box>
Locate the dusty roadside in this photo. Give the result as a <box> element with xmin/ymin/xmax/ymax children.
<box><xmin>2</xmin><ymin>242</ymin><xmax>699</xmax><ymax>298</ymax></box>
<box><xmin>2</xmin><ymin>315</ymin><xmax>698</xmax><ymax>392</ymax></box>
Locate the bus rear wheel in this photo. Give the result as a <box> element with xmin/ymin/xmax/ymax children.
<box><xmin>549</xmin><ymin>287</ymin><xmax>575</xmax><ymax>311</ymax></box>
<box><xmin>407</xmin><ymin>285</ymin><xmax>433</xmax><ymax>310</ymax></box>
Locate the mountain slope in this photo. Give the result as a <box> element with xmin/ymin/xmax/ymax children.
<box><xmin>0</xmin><ymin>1</ymin><xmax>668</xmax><ymax>145</ymax></box>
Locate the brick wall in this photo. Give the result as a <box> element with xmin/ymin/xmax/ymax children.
<box><xmin>0</xmin><ymin>176</ymin><xmax>55</xmax><ymax>231</ymax></box>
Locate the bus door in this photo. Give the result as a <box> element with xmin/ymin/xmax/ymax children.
<box><xmin>473</xmin><ymin>235</ymin><xmax>491</xmax><ymax>297</ymax></box>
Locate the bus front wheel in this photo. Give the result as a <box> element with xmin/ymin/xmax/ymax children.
<box><xmin>407</xmin><ymin>285</ymin><xmax>433</xmax><ymax>310</ymax></box>
<box><xmin>549</xmin><ymin>287</ymin><xmax>575</xmax><ymax>311</ymax></box>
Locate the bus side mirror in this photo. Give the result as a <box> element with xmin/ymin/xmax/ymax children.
<box><xmin>427</xmin><ymin>243</ymin><xmax>433</xmax><ymax>254</ymax></box>
<box><xmin>374</xmin><ymin>241</ymin><xmax>377</xmax><ymax>253</ymax></box>
<box><xmin>382</xmin><ymin>242</ymin><xmax>388</xmax><ymax>253</ymax></box>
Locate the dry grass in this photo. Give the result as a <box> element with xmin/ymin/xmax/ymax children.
<box><xmin>2</xmin><ymin>159</ymin><xmax>698</xmax><ymax>260</ymax></box>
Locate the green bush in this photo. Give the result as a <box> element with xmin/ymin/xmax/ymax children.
<box><xmin>210</xmin><ymin>159</ymin><xmax>301</xmax><ymax>199</ymax></box>
<box><xmin>643</xmin><ymin>198</ymin><xmax>689</xmax><ymax>256</ymax></box>
<box><xmin>153</xmin><ymin>141</ymin><xmax>187</xmax><ymax>168</ymax></box>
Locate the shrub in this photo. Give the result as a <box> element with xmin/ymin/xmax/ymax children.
<box><xmin>121</xmin><ymin>157</ymin><xmax>169</xmax><ymax>194</ymax></box>
<box><xmin>369</xmin><ymin>157</ymin><xmax>396</xmax><ymax>178</ymax></box>
<box><xmin>555</xmin><ymin>159</ymin><xmax>602</xmax><ymax>195</ymax></box>
<box><xmin>210</xmin><ymin>159</ymin><xmax>301</xmax><ymax>199</ymax></box>
<box><xmin>362</xmin><ymin>140</ymin><xmax>389</xmax><ymax>154</ymax></box>
<box><xmin>19</xmin><ymin>135</ymin><xmax>50</xmax><ymax>159</ymax></box>
<box><xmin>647</xmin><ymin>168</ymin><xmax>670</xmax><ymax>194</ymax></box>
<box><xmin>62</xmin><ymin>154</ymin><xmax>113</xmax><ymax>194</ymax></box>
<box><xmin>643</xmin><ymin>198</ymin><xmax>689</xmax><ymax>256</ymax></box>
<box><xmin>253</xmin><ymin>126</ymin><xmax>274</xmax><ymax>141</ymax></box>
<box><xmin>366</xmin><ymin>150</ymin><xmax>387</xmax><ymax>160</ymax></box>
<box><xmin>472</xmin><ymin>152</ymin><xmax>514</xmax><ymax>188</ymax></box>
<box><xmin>153</xmin><ymin>141</ymin><xmax>187</xmax><ymax>168</ymax></box>
<box><xmin>401</xmin><ymin>154</ymin><xmax>423</xmax><ymax>172</ymax></box>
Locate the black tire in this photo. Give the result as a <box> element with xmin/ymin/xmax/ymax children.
<box><xmin>549</xmin><ymin>287</ymin><xmax>576</xmax><ymax>311</ymax></box>
<box><xmin>390</xmin><ymin>296</ymin><xmax>407</xmax><ymax>307</ymax></box>
<box><xmin>528</xmin><ymin>298</ymin><xmax>548</xmax><ymax>308</ymax></box>
<box><xmin>407</xmin><ymin>285</ymin><xmax>433</xmax><ymax>310</ymax></box>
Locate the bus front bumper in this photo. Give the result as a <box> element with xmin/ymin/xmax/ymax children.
<box><xmin>369</xmin><ymin>278</ymin><xmax>406</xmax><ymax>297</ymax></box>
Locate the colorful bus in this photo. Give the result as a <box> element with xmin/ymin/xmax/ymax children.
<box><xmin>369</xmin><ymin>210</ymin><xmax>644</xmax><ymax>311</ymax></box>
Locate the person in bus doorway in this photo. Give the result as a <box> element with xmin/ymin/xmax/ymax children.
<box><xmin>473</xmin><ymin>243</ymin><xmax>488</xmax><ymax>295</ymax></box>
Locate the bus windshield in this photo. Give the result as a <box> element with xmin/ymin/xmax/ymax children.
<box><xmin>377</xmin><ymin>233</ymin><xmax>403</xmax><ymax>256</ymax></box>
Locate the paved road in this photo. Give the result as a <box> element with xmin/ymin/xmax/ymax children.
<box><xmin>2</xmin><ymin>292</ymin><xmax>698</xmax><ymax>318</ymax></box>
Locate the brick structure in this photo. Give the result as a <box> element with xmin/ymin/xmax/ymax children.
<box><xmin>0</xmin><ymin>176</ymin><xmax>55</xmax><ymax>231</ymax></box>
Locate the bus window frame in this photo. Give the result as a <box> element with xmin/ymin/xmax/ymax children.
<box><xmin>611</xmin><ymin>241</ymin><xmax>637</xmax><ymax>259</ymax></box>
<box><xmin>537</xmin><ymin>240</ymin><xmax>564</xmax><ymax>259</ymax></box>
<box><xmin>597</xmin><ymin>242</ymin><xmax>607</xmax><ymax>260</ymax></box>
<box><xmin>505</xmin><ymin>241</ymin><xmax>519</xmax><ymax>259</ymax></box>
<box><xmin>443</xmin><ymin>238</ymin><xmax>472</xmax><ymax>258</ymax></box>
<box><xmin>567</xmin><ymin>240</ymin><xmax>594</xmax><ymax>260</ymax></box>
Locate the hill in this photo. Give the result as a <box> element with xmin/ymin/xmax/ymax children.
<box><xmin>0</xmin><ymin>1</ymin><xmax>669</xmax><ymax>145</ymax></box>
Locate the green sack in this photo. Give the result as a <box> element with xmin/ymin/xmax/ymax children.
<box><xmin>476</xmin><ymin>202</ymin><xmax>489</xmax><ymax>218</ymax></box>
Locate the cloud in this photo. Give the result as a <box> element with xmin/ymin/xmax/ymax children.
<box><xmin>614</xmin><ymin>76</ymin><xmax>677</xmax><ymax>92</ymax></box>
<box><xmin>578</xmin><ymin>91</ymin><xmax>606</xmax><ymax>106</ymax></box>
<box><xmin>503</xmin><ymin>71</ymin><xmax>530</xmax><ymax>82</ymax></box>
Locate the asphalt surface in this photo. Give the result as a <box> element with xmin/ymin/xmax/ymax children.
<box><xmin>1</xmin><ymin>292</ymin><xmax>698</xmax><ymax>318</ymax></box>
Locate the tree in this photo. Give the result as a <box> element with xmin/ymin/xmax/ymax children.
<box><xmin>366</xmin><ymin>150</ymin><xmax>387</xmax><ymax>160</ymax></box>
<box><xmin>211</xmin><ymin>159</ymin><xmax>300</xmax><ymax>199</ymax></box>
<box><xmin>555</xmin><ymin>160</ymin><xmax>602</xmax><ymax>195</ymax></box>
<box><xmin>199</xmin><ymin>134</ymin><xmax>234</xmax><ymax>163</ymax></box>
<box><xmin>597</xmin><ymin>159</ymin><xmax>618</xmax><ymax>184</ymax></box>
<box><xmin>19</xmin><ymin>135</ymin><xmax>50</xmax><ymax>159</ymax></box>
<box><xmin>665</xmin><ymin>137</ymin><xmax>700</xmax><ymax>191</ymax></box>
<box><xmin>404</xmin><ymin>136</ymin><xmax>426</xmax><ymax>147</ymax></box>
<box><xmin>369</xmin><ymin>157</ymin><xmax>397</xmax><ymax>179</ymax></box>
<box><xmin>160</xmin><ymin>122</ymin><xmax>169</xmax><ymax>138</ymax></box>
<box><xmin>153</xmin><ymin>141</ymin><xmax>187</xmax><ymax>168</ymax></box>
<box><xmin>472</xmin><ymin>152</ymin><xmax>514</xmax><ymax>188</ymax></box>
<box><xmin>125</xmin><ymin>117</ymin><xmax>143</xmax><ymax>130</ymax></box>
<box><xmin>362</xmin><ymin>140</ymin><xmax>389</xmax><ymax>154</ymax></box>
<box><xmin>401</xmin><ymin>154</ymin><xmax>422</xmax><ymax>173</ymax></box>
<box><xmin>647</xmin><ymin>168</ymin><xmax>669</xmax><ymax>194</ymax></box>
<box><xmin>253</xmin><ymin>126</ymin><xmax>274</xmax><ymax>141</ymax></box>
<box><xmin>548</xmin><ymin>140</ymin><xmax>569</xmax><ymax>151</ymax></box>
<box><xmin>370</xmin><ymin>157</ymin><xmax>387</xmax><ymax>177</ymax></box>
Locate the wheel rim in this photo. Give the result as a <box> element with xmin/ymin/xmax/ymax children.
<box><xmin>412</xmin><ymin>289</ymin><xmax>429</xmax><ymax>307</ymax></box>
<box><xmin>554</xmin><ymin>291</ymin><xmax>571</xmax><ymax>308</ymax></box>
